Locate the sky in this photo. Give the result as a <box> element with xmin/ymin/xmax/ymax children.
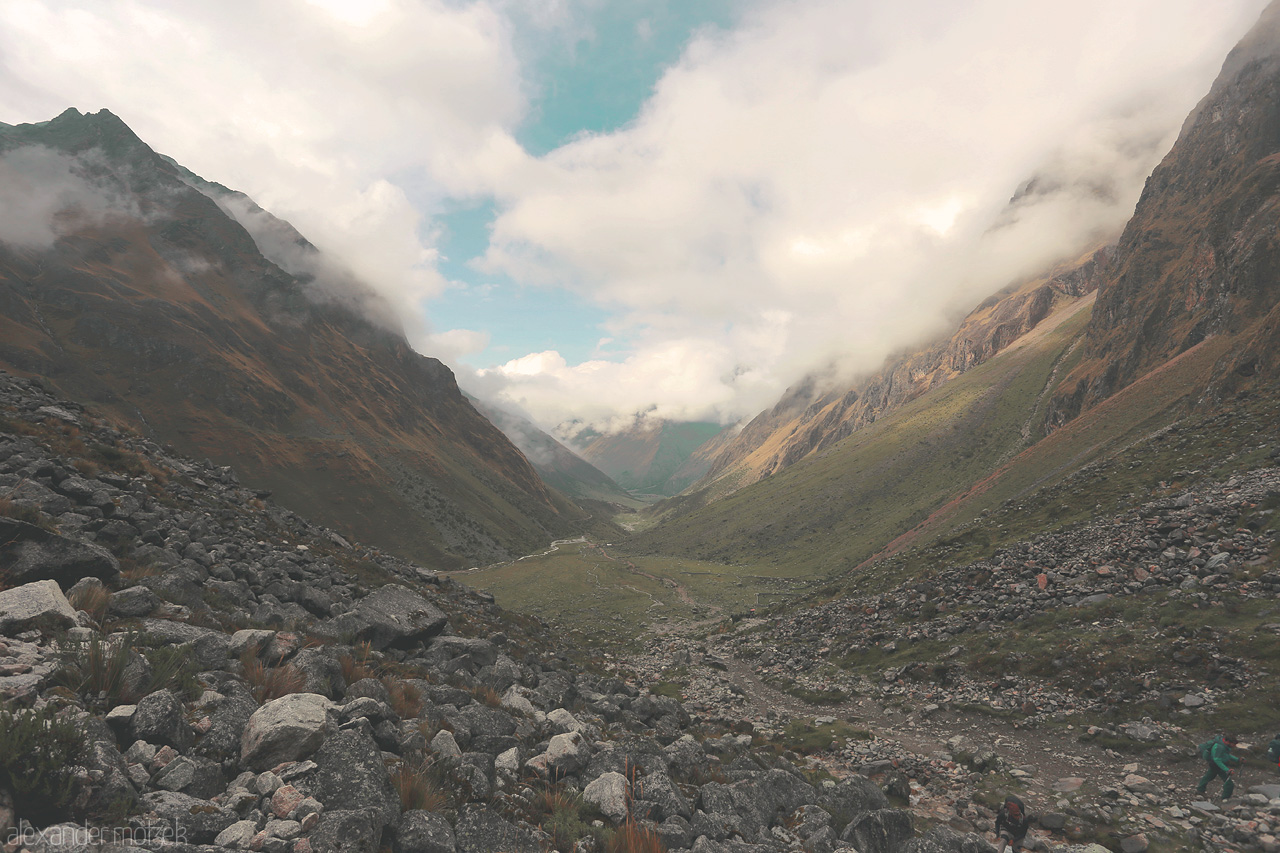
<box><xmin>0</xmin><ymin>0</ymin><xmax>1270</xmax><ymax>439</ymax></box>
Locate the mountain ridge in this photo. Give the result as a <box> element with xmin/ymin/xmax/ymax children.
<box><xmin>0</xmin><ymin>107</ymin><xmax>583</xmax><ymax>568</ymax></box>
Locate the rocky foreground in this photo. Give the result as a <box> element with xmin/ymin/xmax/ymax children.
<box><xmin>0</xmin><ymin>368</ymin><xmax>1063</xmax><ymax>853</ymax></box>
<box><xmin>620</xmin><ymin>459</ymin><xmax>1280</xmax><ymax>853</ymax></box>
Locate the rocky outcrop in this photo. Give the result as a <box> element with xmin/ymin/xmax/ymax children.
<box><xmin>1049</xmin><ymin>2</ymin><xmax>1280</xmax><ymax>426</ymax></box>
<box><xmin>696</xmin><ymin>248</ymin><xmax>1108</xmax><ymax>497</ymax></box>
<box><xmin>0</xmin><ymin>370</ymin><xmax>923</xmax><ymax>853</ymax></box>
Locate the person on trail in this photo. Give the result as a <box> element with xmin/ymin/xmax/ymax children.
<box><xmin>1197</xmin><ymin>733</ymin><xmax>1242</xmax><ymax>800</ymax></box>
<box><xmin>994</xmin><ymin>795</ymin><xmax>1032</xmax><ymax>853</ymax></box>
<box><xmin>1267</xmin><ymin>734</ymin><xmax>1280</xmax><ymax>772</ymax></box>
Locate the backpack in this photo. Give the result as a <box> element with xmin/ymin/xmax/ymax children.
<box><xmin>1199</xmin><ymin>737</ymin><xmax>1218</xmax><ymax>760</ymax></box>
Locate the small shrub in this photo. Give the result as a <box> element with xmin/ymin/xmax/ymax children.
<box><xmin>119</xmin><ymin>558</ymin><xmax>162</xmax><ymax>583</ymax></box>
<box><xmin>339</xmin><ymin>640</ymin><xmax>377</xmax><ymax>684</ymax></box>
<box><xmin>68</xmin><ymin>585</ymin><xmax>112</xmax><ymax>623</ymax></box>
<box><xmin>605</xmin><ymin>819</ymin><xmax>667</xmax><ymax>853</ymax></box>
<box><xmin>0</xmin><ymin>705</ymin><xmax>85</xmax><ymax>827</ymax></box>
<box><xmin>241</xmin><ymin>651</ymin><xmax>307</xmax><ymax>703</ymax></box>
<box><xmin>145</xmin><ymin>644</ymin><xmax>201</xmax><ymax>701</ymax></box>
<box><xmin>471</xmin><ymin>685</ymin><xmax>501</xmax><ymax>707</ymax></box>
<box><xmin>55</xmin><ymin>632</ymin><xmax>141</xmax><ymax>709</ymax></box>
<box><xmin>540</xmin><ymin>790</ymin><xmax>588</xmax><ymax>852</ymax></box>
<box><xmin>391</xmin><ymin>758</ymin><xmax>448</xmax><ymax>812</ymax></box>
<box><xmin>385</xmin><ymin>679</ymin><xmax>423</xmax><ymax>719</ymax></box>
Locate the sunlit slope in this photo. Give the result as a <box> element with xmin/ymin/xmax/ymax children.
<box><xmin>623</xmin><ymin>299</ymin><xmax>1098</xmax><ymax>574</ymax></box>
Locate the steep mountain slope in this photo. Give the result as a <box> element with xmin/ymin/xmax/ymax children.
<box><xmin>690</xmin><ymin>248</ymin><xmax>1109</xmax><ymax>502</ymax></box>
<box><xmin>0</xmin><ymin>108</ymin><xmax>583</xmax><ymax>567</ymax></box>
<box><xmin>1049</xmin><ymin>1</ymin><xmax>1280</xmax><ymax>424</ymax></box>
<box><xmin>629</xmin><ymin>2</ymin><xmax>1280</xmax><ymax>579</ymax></box>
<box><xmin>627</xmin><ymin>296</ymin><xmax>1098</xmax><ymax>573</ymax></box>
<box><xmin>576</xmin><ymin>419</ymin><xmax>723</xmax><ymax>497</ymax></box>
<box><xmin>470</xmin><ymin>399</ymin><xmax>644</xmax><ymax>510</ymax></box>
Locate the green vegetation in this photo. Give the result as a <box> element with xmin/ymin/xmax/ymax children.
<box><xmin>0</xmin><ymin>704</ymin><xmax>85</xmax><ymax>827</ymax></box>
<box><xmin>55</xmin><ymin>631</ymin><xmax>201</xmax><ymax>709</ymax></box>
<box><xmin>453</xmin><ymin>542</ymin><xmax>813</xmax><ymax>644</ymax></box>
<box><xmin>773</xmin><ymin>717</ymin><xmax>871</xmax><ymax>754</ymax></box>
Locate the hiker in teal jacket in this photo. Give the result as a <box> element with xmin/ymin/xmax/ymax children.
<box><xmin>1197</xmin><ymin>734</ymin><xmax>1241</xmax><ymax>799</ymax></box>
<box><xmin>1267</xmin><ymin>734</ymin><xmax>1280</xmax><ymax>771</ymax></box>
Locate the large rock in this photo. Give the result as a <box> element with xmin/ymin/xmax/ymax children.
<box><xmin>842</xmin><ymin>808</ymin><xmax>915</xmax><ymax>853</ymax></box>
<box><xmin>131</xmin><ymin>689</ymin><xmax>193</xmax><ymax>752</ymax></box>
<box><xmin>0</xmin><ymin>519</ymin><xmax>120</xmax><ymax>587</ymax></box>
<box><xmin>453</xmin><ymin>807</ymin><xmax>542</xmax><ymax>853</ymax></box>
<box><xmin>151</xmin><ymin>755</ymin><xmax>225</xmax><ymax>799</ymax></box>
<box><xmin>310</xmin><ymin>809</ymin><xmax>384</xmax><ymax>853</ymax></box>
<box><xmin>140</xmin><ymin>791</ymin><xmax>237</xmax><ymax>844</ymax></box>
<box><xmin>544</xmin><ymin>731</ymin><xmax>590</xmax><ymax>775</ymax></box>
<box><xmin>639</xmin><ymin>769</ymin><xmax>692</xmax><ymax>821</ymax></box>
<box><xmin>583</xmin><ymin>772</ymin><xmax>630</xmax><ymax>823</ymax></box>
<box><xmin>308</xmin><ymin>726</ymin><xmax>400</xmax><ymax>826</ymax></box>
<box><xmin>240</xmin><ymin>693</ymin><xmax>334</xmax><ymax>771</ymax></box>
<box><xmin>904</xmin><ymin>826</ymin><xmax>997</xmax><ymax>853</ymax></box>
<box><xmin>819</xmin><ymin>774</ymin><xmax>890</xmax><ymax>825</ymax></box>
<box><xmin>323</xmin><ymin>585</ymin><xmax>447</xmax><ymax>650</ymax></box>
<box><xmin>0</xmin><ymin>580</ymin><xmax>77</xmax><ymax>633</ymax></box>
<box><xmin>394</xmin><ymin>810</ymin><xmax>457</xmax><ymax>853</ymax></box>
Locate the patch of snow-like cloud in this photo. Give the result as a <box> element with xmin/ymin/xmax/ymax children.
<box><xmin>0</xmin><ymin>144</ymin><xmax>141</xmax><ymax>248</ymax></box>
<box><xmin>470</xmin><ymin>0</ymin><xmax>1268</xmax><ymax>431</ymax></box>
<box><xmin>0</xmin><ymin>0</ymin><xmax>528</xmax><ymax>338</ymax></box>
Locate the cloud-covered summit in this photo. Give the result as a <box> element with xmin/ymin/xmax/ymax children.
<box><xmin>0</xmin><ymin>0</ymin><xmax>1268</xmax><ymax>435</ymax></box>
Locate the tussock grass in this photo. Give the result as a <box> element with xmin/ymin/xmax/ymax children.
<box><xmin>391</xmin><ymin>757</ymin><xmax>448</xmax><ymax>812</ymax></box>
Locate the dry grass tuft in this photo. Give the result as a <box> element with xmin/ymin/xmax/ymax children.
<box><xmin>391</xmin><ymin>757</ymin><xmax>448</xmax><ymax>812</ymax></box>
<box><xmin>606</xmin><ymin>820</ymin><xmax>667</xmax><ymax>853</ymax></box>
<box><xmin>68</xmin><ymin>584</ymin><xmax>112</xmax><ymax>623</ymax></box>
<box><xmin>385</xmin><ymin>678</ymin><xmax>423</xmax><ymax>719</ymax></box>
<box><xmin>471</xmin><ymin>685</ymin><xmax>502</xmax><ymax>708</ymax></box>
<box><xmin>241</xmin><ymin>651</ymin><xmax>308</xmax><ymax>703</ymax></box>
<box><xmin>339</xmin><ymin>640</ymin><xmax>377</xmax><ymax>684</ymax></box>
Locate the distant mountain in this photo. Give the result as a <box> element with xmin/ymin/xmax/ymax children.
<box><xmin>1049</xmin><ymin>2</ymin><xmax>1280</xmax><ymax>425</ymax></box>
<box><xmin>628</xmin><ymin>2</ymin><xmax>1280</xmax><ymax>571</ymax></box>
<box><xmin>0</xmin><ymin>108</ymin><xmax>585</xmax><ymax>567</ymax></box>
<box><xmin>690</xmin><ymin>247</ymin><xmax>1110</xmax><ymax>501</ymax></box>
<box><xmin>469</xmin><ymin>399</ymin><xmax>642</xmax><ymax>509</ymax></box>
<box><xmin>575</xmin><ymin>419</ymin><xmax>725</xmax><ymax>497</ymax></box>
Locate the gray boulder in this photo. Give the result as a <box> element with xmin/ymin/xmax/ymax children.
<box><xmin>0</xmin><ymin>580</ymin><xmax>78</xmax><ymax>633</ymax></box>
<box><xmin>842</xmin><ymin>808</ymin><xmax>914</xmax><ymax>853</ymax></box>
<box><xmin>308</xmin><ymin>727</ymin><xmax>400</xmax><ymax>826</ymax></box>
<box><xmin>131</xmin><ymin>689</ymin><xmax>192</xmax><ymax>752</ymax></box>
<box><xmin>0</xmin><ymin>519</ymin><xmax>120</xmax><ymax>587</ymax></box>
<box><xmin>394</xmin><ymin>810</ymin><xmax>456</xmax><ymax>853</ymax></box>
<box><xmin>324</xmin><ymin>585</ymin><xmax>447</xmax><ymax>650</ymax></box>
<box><xmin>639</xmin><ymin>768</ymin><xmax>692</xmax><ymax>821</ymax></box>
<box><xmin>583</xmin><ymin>771</ymin><xmax>630</xmax><ymax>823</ymax></box>
<box><xmin>904</xmin><ymin>826</ymin><xmax>997</xmax><ymax>853</ymax></box>
<box><xmin>140</xmin><ymin>791</ymin><xmax>237</xmax><ymax>844</ymax></box>
<box><xmin>310</xmin><ymin>809</ymin><xmax>384</xmax><ymax>853</ymax></box>
<box><xmin>151</xmin><ymin>754</ymin><xmax>225</xmax><ymax>799</ymax></box>
<box><xmin>240</xmin><ymin>692</ymin><xmax>334</xmax><ymax>771</ymax></box>
<box><xmin>453</xmin><ymin>807</ymin><xmax>542</xmax><ymax>853</ymax></box>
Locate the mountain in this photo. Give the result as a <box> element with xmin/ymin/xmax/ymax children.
<box><xmin>687</xmin><ymin>246</ymin><xmax>1110</xmax><ymax>502</ymax></box>
<box><xmin>0</xmin><ymin>108</ymin><xmax>585</xmax><ymax>568</ymax></box>
<box><xmin>1048</xmin><ymin>2</ymin><xmax>1280</xmax><ymax>425</ymax></box>
<box><xmin>629</xmin><ymin>2</ymin><xmax>1280</xmax><ymax>571</ymax></box>
<box><xmin>468</xmin><ymin>399</ymin><xmax>643</xmax><ymax>510</ymax></box>
<box><xmin>575</xmin><ymin>419</ymin><xmax>725</xmax><ymax>497</ymax></box>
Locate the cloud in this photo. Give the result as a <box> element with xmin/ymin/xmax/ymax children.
<box><xmin>0</xmin><ymin>0</ymin><xmax>527</xmax><ymax>337</ymax></box>
<box><xmin>0</xmin><ymin>0</ymin><xmax>1269</xmax><ymax>437</ymax></box>
<box><xmin>469</xmin><ymin>0</ymin><xmax>1269</xmax><ymax>430</ymax></box>
<box><xmin>0</xmin><ymin>144</ymin><xmax>141</xmax><ymax>248</ymax></box>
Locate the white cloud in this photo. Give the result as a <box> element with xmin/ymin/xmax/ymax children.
<box><xmin>0</xmin><ymin>0</ymin><xmax>526</xmax><ymax>336</ymax></box>
<box><xmin>471</xmin><ymin>0</ymin><xmax>1269</xmax><ymax>430</ymax></box>
<box><xmin>0</xmin><ymin>145</ymin><xmax>141</xmax><ymax>247</ymax></box>
<box><xmin>0</xmin><ymin>0</ymin><xmax>1270</xmax><ymax>437</ymax></box>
